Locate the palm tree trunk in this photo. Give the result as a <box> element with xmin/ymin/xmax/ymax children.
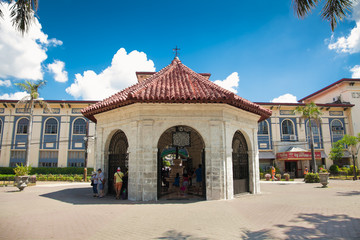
<box><xmin>25</xmin><ymin>99</ymin><xmax>34</xmax><ymax>167</ymax></box>
<box><xmin>309</xmin><ymin>118</ymin><xmax>317</xmax><ymax>172</ymax></box>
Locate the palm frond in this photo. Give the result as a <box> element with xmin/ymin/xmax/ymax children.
<box><xmin>293</xmin><ymin>0</ymin><xmax>320</xmax><ymax>18</ymax></box>
<box><xmin>14</xmin><ymin>82</ymin><xmax>31</xmax><ymax>93</ymax></box>
<box><xmin>10</xmin><ymin>0</ymin><xmax>35</xmax><ymax>35</ymax></box>
<box><xmin>321</xmin><ymin>0</ymin><xmax>352</xmax><ymax>31</ymax></box>
<box><xmin>36</xmin><ymin>99</ymin><xmax>52</xmax><ymax>113</ymax></box>
<box><xmin>15</xmin><ymin>95</ymin><xmax>31</xmax><ymax>108</ymax></box>
<box><xmin>0</xmin><ymin>3</ymin><xmax>3</xmax><ymax>19</ymax></box>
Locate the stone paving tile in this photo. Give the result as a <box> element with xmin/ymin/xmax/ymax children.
<box><xmin>0</xmin><ymin>180</ymin><xmax>359</xmax><ymax>240</ymax></box>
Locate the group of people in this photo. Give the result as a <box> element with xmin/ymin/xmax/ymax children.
<box><xmin>173</xmin><ymin>164</ymin><xmax>203</xmax><ymax>195</ymax></box>
<box><xmin>91</xmin><ymin>167</ymin><xmax>127</xmax><ymax>199</ymax></box>
<box><xmin>90</xmin><ymin>168</ymin><xmax>105</xmax><ymax>198</ymax></box>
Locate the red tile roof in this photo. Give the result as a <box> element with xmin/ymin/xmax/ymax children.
<box><xmin>82</xmin><ymin>58</ymin><xmax>272</xmax><ymax>122</ymax></box>
<box><xmin>298</xmin><ymin>78</ymin><xmax>360</xmax><ymax>102</ymax></box>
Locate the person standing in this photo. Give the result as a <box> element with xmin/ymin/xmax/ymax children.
<box><xmin>90</xmin><ymin>171</ymin><xmax>98</xmax><ymax>197</ymax></box>
<box><xmin>114</xmin><ymin>167</ymin><xmax>124</xmax><ymax>200</ymax></box>
<box><xmin>304</xmin><ymin>166</ymin><xmax>309</xmax><ymax>177</ymax></box>
<box><xmin>195</xmin><ymin>164</ymin><xmax>202</xmax><ymax>194</ymax></box>
<box><xmin>271</xmin><ymin>166</ymin><xmax>276</xmax><ymax>181</ymax></box>
<box><xmin>97</xmin><ymin>168</ymin><xmax>105</xmax><ymax>198</ymax></box>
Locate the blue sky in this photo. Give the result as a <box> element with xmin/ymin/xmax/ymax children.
<box><xmin>0</xmin><ymin>0</ymin><xmax>359</xmax><ymax>102</ymax></box>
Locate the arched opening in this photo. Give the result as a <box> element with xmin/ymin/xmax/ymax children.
<box><xmin>157</xmin><ymin>126</ymin><xmax>205</xmax><ymax>200</ymax></box>
<box><xmin>108</xmin><ymin>130</ymin><xmax>129</xmax><ymax>197</ymax></box>
<box><xmin>232</xmin><ymin>130</ymin><xmax>249</xmax><ymax>194</ymax></box>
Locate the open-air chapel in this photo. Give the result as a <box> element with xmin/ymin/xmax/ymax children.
<box><xmin>82</xmin><ymin>57</ymin><xmax>271</xmax><ymax>201</ymax></box>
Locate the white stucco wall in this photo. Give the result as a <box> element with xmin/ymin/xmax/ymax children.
<box><xmin>94</xmin><ymin>103</ymin><xmax>260</xmax><ymax>201</ymax></box>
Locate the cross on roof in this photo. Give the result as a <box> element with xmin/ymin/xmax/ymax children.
<box><xmin>173</xmin><ymin>46</ymin><xmax>180</xmax><ymax>57</ymax></box>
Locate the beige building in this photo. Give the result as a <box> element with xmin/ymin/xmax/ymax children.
<box><xmin>0</xmin><ymin>100</ymin><xmax>96</xmax><ymax>168</ymax></box>
<box><xmin>256</xmin><ymin>102</ymin><xmax>354</xmax><ymax>177</ymax></box>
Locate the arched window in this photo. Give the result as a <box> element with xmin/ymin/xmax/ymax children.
<box><xmin>331</xmin><ymin>120</ymin><xmax>344</xmax><ymax>136</ymax></box>
<box><xmin>73</xmin><ymin>118</ymin><xmax>86</xmax><ymax>134</ymax></box>
<box><xmin>282</xmin><ymin>119</ymin><xmax>294</xmax><ymax>135</ymax></box>
<box><xmin>258</xmin><ymin>121</ymin><xmax>269</xmax><ymax>135</ymax></box>
<box><xmin>17</xmin><ymin>118</ymin><xmax>29</xmax><ymax>134</ymax></box>
<box><xmin>45</xmin><ymin>118</ymin><xmax>58</xmax><ymax>134</ymax></box>
<box><xmin>306</xmin><ymin>119</ymin><xmax>320</xmax><ymax>136</ymax></box>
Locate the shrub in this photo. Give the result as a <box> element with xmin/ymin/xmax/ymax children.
<box><xmin>0</xmin><ymin>174</ymin><xmax>15</xmax><ymax>181</ymax></box>
<box><xmin>304</xmin><ymin>173</ymin><xmax>320</xmax><ymax>183</ymax></box>
<box><xmin>37</xmin><ymin>174</ymin><xmax>46</xmax><ymax>181</ymax></box>
<box><xmin>348</xmin><ymin>165</ymin><xmax>358</xmax><ymax>176</ymax></box>
<box><xmin>29</xmin><ymin>175</ymin><xmax>37</xmax><ymax>183</ymax></box>
<box><xmin>0</xmin><ymin>167</ymin><xmax>16</xmax><ymax>174</ymax></box>
<box><xmin>13</xmin><ymin>164</ymin><xmax>32</xmax><ymax>176</ymax></box>
<box><xmin>319</xmin><ymin>168</ymin><xmax>329</xmax><ymax>173</ymax></box>
<box><xmin>74</xmin><ymin>175</ymin><xmax>83</xmax><ymax>182</ymax></box>
<box><xmin>260</xmin><ymin>172</ymin><xmax>264</xmax><ymax>179</ymax></box>
<box><xmin>275</xmin><ymin>174</ymin><xmax>281</xmax><ymax>180</ymax></box>
<box><xmin>329</xmin><ymin>165</ymin><xmax>339</xmax><ymax>174</ymax></box>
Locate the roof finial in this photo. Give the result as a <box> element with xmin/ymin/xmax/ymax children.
<box><xmin>173</xmin><ymin>46</ymin><xmax>180</xmax><ymax>59</ymax></box>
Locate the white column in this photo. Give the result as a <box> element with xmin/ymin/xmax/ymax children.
<box><xmin>58</xmin><ymin>115</ymin><xmax>70</xmax><ymax>167</ymax></box>
<box><xmin>1</xmin><ymin>114</ymin><xmax>14</xmax><ymax>167</ymax></box>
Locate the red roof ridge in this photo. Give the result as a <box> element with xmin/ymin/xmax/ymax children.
<box><xmin>82</xmin><ymin>57</ymin><xmax>272</xmax><ymax>123</ymax></box>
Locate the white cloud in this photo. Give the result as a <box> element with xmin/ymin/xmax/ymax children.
<box><xmin>47</xmin><ymin>60</ymin><xmax>68</xmax><ymax>82</ymax></box>
<box><xmin>271</xmin><ymin>93</ymin><xmax>298</xmax><ymax>103</ymax></box>
<box><xmin>66</xmin><ymin>48</ymin><xmax>155</xmax><ymax>100</ymax></box>
<box><xmin>350</xmin><ymin>65</ymin><xmax>360</xmax><ymax>78</ymax></box>
<box><xmin>0</xmin><ymin>3</ymin><xmax>62</xmax><ymax>80</ymax></box>
<box><xmin>0</xmin><ymin>80</ymin><xmax>11</xmax><ymax>87</ymax></box>
<box><xmin>328</xmin><ymin>1</ymin><xmax>360</xmax><ymax>53</ymax></box>
<box><xmin>213</xmin><ymin>72</ymin><xmax>239</xmax><ymax>93</ymax></box>
<box><xmin>0</xmin><ymin>91</ymin><xmax>27</xmax><ymax>100</ymax></box>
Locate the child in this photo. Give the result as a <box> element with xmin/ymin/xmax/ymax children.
<box><xmin>181</xmin><ymin>172</ymin><xmax>189</xmax><ymax>195</ymax></box>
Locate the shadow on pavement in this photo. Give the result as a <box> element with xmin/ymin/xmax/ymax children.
<box><xmin>276</xmin><ymin>213</ymin><xmax>360</xmax><ymax>239</ymax></box>
<box><xmin>239</xmin><ymin>213</ymin><xmax>360</xmax><ymax>239</ymax></box>
<box><xmin>337</xmin><ymin>191</ymin><xmax>360</xmax><ymax>196</ymax></box>
<box><xmin>156</xmin><ymin>230</ymin><xmax>208</xmax><ymax>240</ymax></box>
<box><xmin>39</xmin><ymin>186</ymin><xmax>202</xmax><ymax>205</ymax></box>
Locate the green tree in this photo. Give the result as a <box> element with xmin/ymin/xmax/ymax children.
<box><xmin>294</xmin><ymin>102</ymin><xmax>322</xmax><ymax>172</ymax></box>
<box><xmin>337</xmin><ymin>134</ymin><xmax>360</xmax><ymax>180</ymax></box>
<box><xmin>15</xmin><ymin>80</ymin><xmax>50</xmax><ymax>167</ymax></box>
<box><xmin>329</xmin><ymin>141</ymin><xmax>344</xmax><ymax>164</ymax></box>
<box><xmin>292</xmin><ymin>0</ymin><xmax>353</xmax><ymax>31</ymax></box>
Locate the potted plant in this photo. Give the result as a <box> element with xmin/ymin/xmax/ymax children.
<box><xmin>265</xmin><ymin>173</ymin><xmax>271</xmax><ymax>181</ymax></box>
<box><xmin>283</xmin><ymin>173</ymin><xmax>290</xmax><ymax>181</ymax></box>
<box><xmin>319</xmin><ymin>167</ymin><xmax>330</xmax><ymax>188</ymax></box>
<box><xmin>275</xmin><ymin>174</ymin><xmax>281</xmax><ymax>181</ymax></box>
<box><xmin>13</xmin><ymin>164</ymin><xmax>32</xmax><ymax>191</ymax></box>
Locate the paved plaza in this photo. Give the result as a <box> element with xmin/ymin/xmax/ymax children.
<box><xmin>0</xmin><ymin>180</ymin><xmax>359</xmax><ymax>240</ymax></box>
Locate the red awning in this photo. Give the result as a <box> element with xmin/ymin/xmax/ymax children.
<box><xmin>276</xmin><ymin>151</ymin><xmax>321</xmax><ymax>161</ymax></box>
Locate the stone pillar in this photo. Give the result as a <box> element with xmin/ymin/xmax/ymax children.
<box><xmin>224</xmin><ymin>123</ymin><xmax>234</xmax><ymax>199</ymax></box>
<box><xmin>250</xmin><ymin>127</ymin><xmax>260</xmax><ymax>194</ymax></box>
<box><xmin>127</xmin><ymin>121</ymin><xmax>139</xmax><ymax>201</ymax></box>
<box><xmin>207</xmin><ymin>120</ymin><xmax>225</xmax><ymax>200</ymax></box>
<box><xmin>130</xmin><ymin>119</ymin><xmax>157</xmax><ymax>201</ymax></box>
